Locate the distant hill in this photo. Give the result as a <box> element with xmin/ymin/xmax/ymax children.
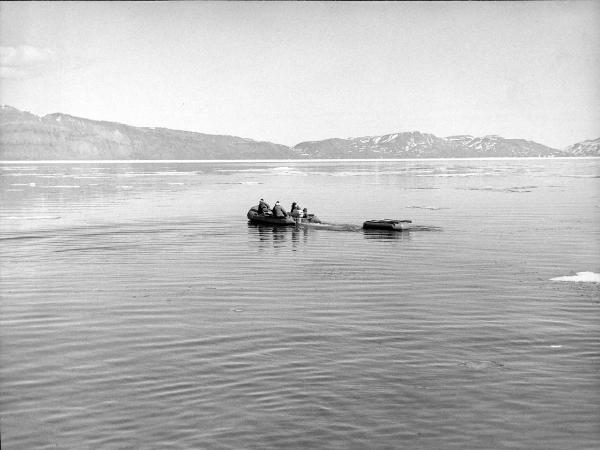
<box><xmin>1</xmin><ymin>105</ymin><xmax>597</xmax><ymax>160</ymax></box>
<box><xmin>564</xmin><ymin>138</ymin><xmax>600</xmax><ymax>157</ymax></box>
<box><xmin>293</xmin><ymin>132</ymin><xmax>568</xmax><ymax>159</ymax></box>
<box><xmin>0</xmin><ymin>106</ymin><xmax>297</xmax><ymax>160</ymax></box>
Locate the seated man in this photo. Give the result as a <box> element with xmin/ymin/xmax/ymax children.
<box><xmin>258</xmin><ymin>198</ymin><xmax>270</xmax><ymax>215</ymax></box>
<box><xmin>272</xmin><ymin>201</ymin><xmax>287</xmax><ymax>218</ymax></box>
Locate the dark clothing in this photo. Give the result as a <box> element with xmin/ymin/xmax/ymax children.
<box><xmin>291</xmin><ymin>208</ymin><xmax>301</xmax><ymax>222</ymax></box>
<box><xmin>258</xmin><ymin>200</ymin><xmax>270</xmax><ymax>214</ymax></box>
<box><xmin>272</xmin><ymin>204</ymin><xmax>287</xmax><ymax>218</ymax></box>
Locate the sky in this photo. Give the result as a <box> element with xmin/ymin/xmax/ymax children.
<box><xmin>1</xmin><ymin>1</ymin><xmax>599</xmax><ymax>148</ymax></box>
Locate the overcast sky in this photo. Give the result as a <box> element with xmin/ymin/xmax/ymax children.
<box><xmin>1</xmin><ymin>1</ymin><xmax>598</xmax><ymax>148</ymax></box>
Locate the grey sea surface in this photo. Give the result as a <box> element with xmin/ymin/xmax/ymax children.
<box><xmin>1</xmin><ymin>158</ymin><xmax>599</xmax><ymax>449</ymax></box>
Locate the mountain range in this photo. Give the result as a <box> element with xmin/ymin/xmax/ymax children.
<box><xmin>1</xmin><ymin>105</ymin><xmax>598</xmax><ymax>160</ymax></box>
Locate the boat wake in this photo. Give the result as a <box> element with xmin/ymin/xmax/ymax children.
<box><xmin>301</xmin><ymin>222</ymin><xmax>442</xmax><ymax>233</ymax></box>
<box><xmin>302</xmin><ymin>222</ymin><xmax>362</xmax><ymax>232</ymax></box>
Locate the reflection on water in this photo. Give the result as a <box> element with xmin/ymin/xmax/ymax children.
<box><xmin>1</xmin><ymin>159</ymin><xmax>599</xmax><ymax>449</ymax></box>
<box><xmin>251</xmin><ymin>222</ymin><xmax>414</xmax><ymax>247</ymax></box>
<box><xmin>253</xmin><ymin>224</ymin><xmax>311</xmax><ymax>250</ymax></box>
<box><xmin>362</xmin><ymin>228</ymin><xmax>412</xmax><ymax>240</ymax></box>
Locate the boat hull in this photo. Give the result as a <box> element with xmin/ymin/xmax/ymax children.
<box><xmin>363</xmin><ymin>219</ymin><xmax>412</xmax><ymax>231</ymax></box>
<box><xmin>247</xmin><ymin>208</ymin><xmax>296</xmax><ymax>226</ymax></box>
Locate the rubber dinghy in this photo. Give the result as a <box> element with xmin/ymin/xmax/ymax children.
<box><xmin>247</xmin><ymin>206</ymin><xmax>295</xmax><ymax>226</ymax></box>
<box><xmin>247</xmin><ymin>206</ymin><xmax>322</xmax><ymax>226</ymax></box>
<box><xmin>363</xmin><ymin>219</ymin><xmax>412</xmax><ymax>231</ymax></box>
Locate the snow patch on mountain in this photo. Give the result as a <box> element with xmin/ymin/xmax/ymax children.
<box><xmin>564</xmin><ymin>138</ymin><xmax>600</xmax><ymax>157</ymax></box>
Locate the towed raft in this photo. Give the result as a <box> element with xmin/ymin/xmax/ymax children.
<box><xmin>247</xmin><ymin>206</ymin><xmax>321</xmax><ymax>226</ymax></box>
<box><xmin>363</xmin><ymin>219</ymin><xmax>412</xmax><ymax>231</ymax></box>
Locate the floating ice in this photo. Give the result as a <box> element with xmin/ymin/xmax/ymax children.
<box><xmin>4</xmin><ymin>216</ymin><xmax>60</xmax><ymax>220</ymax></box>
<box><xmin>417</xmin><ymin>172</ymin><xmax>495</xmax><ymax>177</ymax></box>
<box><xmin>550</xmin><ymin>272</ymin><xmax>600</xmax><ymax>283</ymax></box>
<box><xmin>406</xmin><ymin>205</ymin><xmax>448</xmax><ymax>210</ymax></box>
<box><xmin>460</xmin><ymin>360</ymin><xmax>504</xmax><ymax>370</ymax></box>
<box><xmin>119</xmin><ymin>171</ymin><xmax>199</xmax><ymax>177</ymax></box>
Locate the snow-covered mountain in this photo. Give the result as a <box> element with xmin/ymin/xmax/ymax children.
<box><xmin>293</xmin><ymin>132</ymin><xmax>566</xmax><ymax>158</ymax></box>
<box><xmin>1</xmin><ymin>105</ymin><xmax>597</xmax><ymax>160</ymax></box>
<box><xmin>564</xmin><ymin>138</ymin><xmax>600</xmax><ymax>156</ymax></box>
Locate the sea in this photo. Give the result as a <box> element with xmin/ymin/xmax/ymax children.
<box><xmin>1</xmin><ymin>158</ymin><xmax>599</xmax><ymax>449</ymax></box>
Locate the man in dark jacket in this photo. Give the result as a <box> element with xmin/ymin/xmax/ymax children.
<box><xmin>272</xmin><ymin>201</ymin><xmax>287</xmax><ymax>218</ymax></box>
<box><xmin>258</xmin><ymin>198</ymin><xmax>270</xmax><ymax>215</ymax></box>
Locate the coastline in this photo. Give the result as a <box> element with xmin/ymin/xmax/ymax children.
<box><xmin>1</xmin><ymin>156</ymin><xmax>599</xmax><ymax>164</ymax></box>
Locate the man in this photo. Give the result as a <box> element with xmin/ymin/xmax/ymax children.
<box><xmin>258</xmin><ymin>198</ymin><xmax>270</xmax><ymax>215</ymax></box>
<box><xmin>272</xmin><ymin>201</ymin><xmax>287</xmax><ymax>218</ymax></box>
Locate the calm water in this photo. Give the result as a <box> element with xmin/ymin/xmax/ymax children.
<box><xmin>1</xmin><ymin>159</ymin><xmax>599</xmax><ymax>449</ymax></box>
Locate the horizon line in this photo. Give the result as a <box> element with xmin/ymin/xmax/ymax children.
<box><xmin>1</xmin><ymin>157</ymin><xmax>599</xmax><ymax>164</ymax></box>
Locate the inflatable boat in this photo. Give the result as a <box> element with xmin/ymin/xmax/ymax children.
<box><xmin>362</xmin><ymin>219</ymin><xmax>412</xmax><ymax>231</ymax></box>
<box><xmin>247</xmin><ymin>207</ymin><xmax>296</xmax><ymax>226</ymax></box>
<box><xmin>247</xmin><ymin>206</ymin><xmax>322</xmax><ymax>226</ymax></box>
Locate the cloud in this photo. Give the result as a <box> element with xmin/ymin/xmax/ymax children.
<box><xmin>0</xmin><ymin>45</ymin><xmax>57</xmax><ymax>79</ymax></box>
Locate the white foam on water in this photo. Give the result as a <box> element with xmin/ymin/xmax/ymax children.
<box><xmin>41</xmin><ymin>185</ymin><xmax>80</xmax><ymax>188</ymax></box>
<box><xmin>550</xmin><ymin>272</ymin><xmax>600</xmax><ymax>283</ymax></box>
<box><xmin>167</xmin><ymin>182</ymin><xmax>185</xmax><ymax>185</ymax></box>
<box><xmin>10</xmin><ymin>183</ymin><xmax>36</xmax><ymax>187</ymax></box>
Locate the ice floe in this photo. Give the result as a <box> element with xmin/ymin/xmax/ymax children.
<box><xmin>406</xmin><ymin>205</ymin><xmax>448</xmax><ymax>210</ymax></box>
<box><xmin>550</xmin><ymin>272</ymin><xmax>600</xmax><ymax>283</ymax></box>
<box><xmin>4</xmin><ymin>216</ymin><xmax>61</xmax><ymax>220</ymax></box>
